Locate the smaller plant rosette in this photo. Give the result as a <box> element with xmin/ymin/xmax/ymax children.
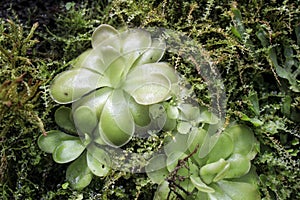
<box><xmin>49</xmin><ymin>24</ymin><xmax>178</xmax><ymax>148</ymax></box>
<box><xmin>146</xmin><ymin>124</ymin><xmax>261</xmax><ymax>200</ymax></box>
<box><xmin>38</xmin><ymin>107</ymin><xmax>111</xmax><ymax>190</ymax></box>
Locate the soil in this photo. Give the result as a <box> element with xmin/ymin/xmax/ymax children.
<box><xmin>0</xmin><ymin>0</ymin><xmax>68</xmax><ymax>27</ymax></box>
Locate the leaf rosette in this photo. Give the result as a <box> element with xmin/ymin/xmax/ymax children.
<box><xmin>38</xmin><ymin>107</ymin><xmax>111</xmax><ymax>190</ymax></box>
<box><xmin>49</xmin><ymin>24</ymin><xmax>178</xmax><ymax>147</ymax></box>
<box><xmin>146</xmin><ymin>124</ymin><xmax>261</xmax><ymax>200</ymax></box>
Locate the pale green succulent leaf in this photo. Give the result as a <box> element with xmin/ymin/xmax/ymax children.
<box><xmin>73</xmin><ymin>106</ymin><xmax>98</xmax><ymax>135</ymax></box>
<box><xmin>125</xmin><ymin>62</ymin><xmax>178</xmax><ymax>90</ymax></box>
<box><xmin>122</xmin><ymin>29</ymin><xmax>152</xmax><ymax>53</ymax></box>
<box><xmin>224</xmin><ymin>154</ymin><xmax>251</xmax><ymax>179</ymax></box>
<box><xmin>205</xmin><ymin>133</ymin><xmax>234</xmax><ymax>163</ymax></box>
<box><xmin>178</xmin><ymin>103</ymin><xmax>201</xmax><ymax>121</ymax></box>
<box><xmin>38</xmin><ymin>130</ymin><xmax>78</xmax><ymax>153</ymax></box>
<box><xmin>196</xmin><ymin>191</ymin><xmax>210</xmax><ymax>200</ymax></box>
<box><xmin>166</xmin><ymin>104</ymin><xmax>179</xmax><ymax>119</ymax></box>
<box><xmin>104</xmin><ymin>55</ymin><xmax>127</xmax><ymax>87</ymax></box>
<box><xmin>198</xmin><ymin>109</ymin><xmax>219</xmax><ymax>124</ymax></box>
<box><xmin>231</xmin><ymin>166</ymin><xmax>259</xmax><ymax>186</ymax></box>
<box><xmin>216</xmin><ymin>180</ymin><xmax>261</xmax><ymax>200</ymax></box>
<box><xmin>92</xmin><ymin>127</ymin><xmax>106</xmax><ymax>145</ymax></box>
<box><xmin>50</xmin><ymin>68</ymin><xmax>109</xmax><ymax>104</ymax></box>
<box><xmin>98</xmin><ymin>46</ymin><xmax>121</xmax><ymax>66</ymax></box>
<box><xmin>225</xmin><ymin>125</ymin><xmax>258</xmax><ymax>157</ymax></box>
<box><xmin>213</xmin><ymin>162</ymin><xmax>231</xmax><ymax>182</ymax></box>
<box><xmin>126</xmin><ymin>62</ymin><xmax>178</xmax><ymax>85</ymax></box>
<box><xmin>128</xmin><ymin>97</ymin><xmax>151</xmax><ymax>127</ymax></box>
<box><xmin>72</xmin><ymin>49</ymin><xmax>104</xmax><ymax>73</ymax></box>
<box><xmin>124</xmin><ymin>72</ymin><xmax>172</xmax><ymax>105</ymax></box>
<box><xmin>66</xmin><ymin>152</ymin><xmax>93</xmax><ymax>190</ymax></box>
<box><xmin>133</xmin><ymin>38</ymin><xmax>166</xmax><ymax>66</ymax></box>
<box><xmin>188</xmin><ymin>128</ymin><xmax>208</xmax><ymax>166</ymax></box>
<box><xmin>99</xmin><ymin>89</ymin><xmax>135</xmax><ymax>147</ymax></box>
<box><xmin>73</xmin><ymin>87</ymin><xmax>112</xmax><ymax>117</ymax></box>
<box><xmin>200</xmin><ymin>158</ymin><xmax>229</xmax><ymax>184</ymax></box>
<box><xmin>87</xmin><ymin>144</ymin><xmax>111</xmax><ymax>166</ymax></box>
<box><xmin>188</xmin><ymin>128</ymin><xmax>206</xmax><ymax>155</ymax></box>
<box><xmin>121</xmin><ymin>28</ymin><xmax>152</xmax><ymax>67</ymax></box>
<box><xmin>145</xmin><ymin>154</ymin><xmax>169</xmax><ymax>184</ymax></box>
<box><xmin>75</xmin><ymin>47</ymin><xmax>124</xmax><ymax>78</ymax></box>
<box><xmin>164</xmin><ymin>132</ymin><xmax>189</xmax><ymax>157</ymax></box>
<box><xmin>72</xmin><ymin>49</ymin><xmax>93</xmax><ymax>69</ymax></box>
<box><xmin>162</xmin><ymin>117</ymin><xmax>177</xmax><ymax>131</ymax></box>
<box><xmin>190</xmin><ymin>175</ymin><xmax>215</xmax><ymax>193</ymax></box>
<box><xmin>207</xmin><ymin>183</ymin><xmax>232</xmax><ymax>200</ymax></box>
<box><xmin>91</xmin><ymin>24</ymin><xmax>119</xmax><ymax>49</ymax></box>
<box><xmin>54</xmin><ymin>106</ymin><xmax>76</xmax><ymax>133</ymax></box>
<box><xmin>86</xmin><ymin>145</ymin><xmax>110</xmax><ymax>176</ymax></box>
<box><xmin>177</xmin><ymin>121</ymin><xmax>192</xmax><ymax>134</ymax></box>
<box><xmin>53</xmin><ymin>139</ymin><xmax>85</xmax><ymax>163</ymax></box>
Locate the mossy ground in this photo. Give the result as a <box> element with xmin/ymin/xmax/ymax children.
<box><xmin>0</xmin><ymin>0</ymin><xmax>299</xmax><ymax>199</ymax></box>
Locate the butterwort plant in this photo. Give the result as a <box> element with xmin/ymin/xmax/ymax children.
<box><xmin>38</xmin><ymin>24</ymin><xmax>180</xmax><ymax>189</ymax></box>
<box><xmin>146</xmin><ymin>122</ymin><xmax>261</xmax><ymax>200</ymax></box>
<box><xmin>49</xmin><ymin>24</ymin><xmax>178</xmax><ymax>147</ymax></box>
